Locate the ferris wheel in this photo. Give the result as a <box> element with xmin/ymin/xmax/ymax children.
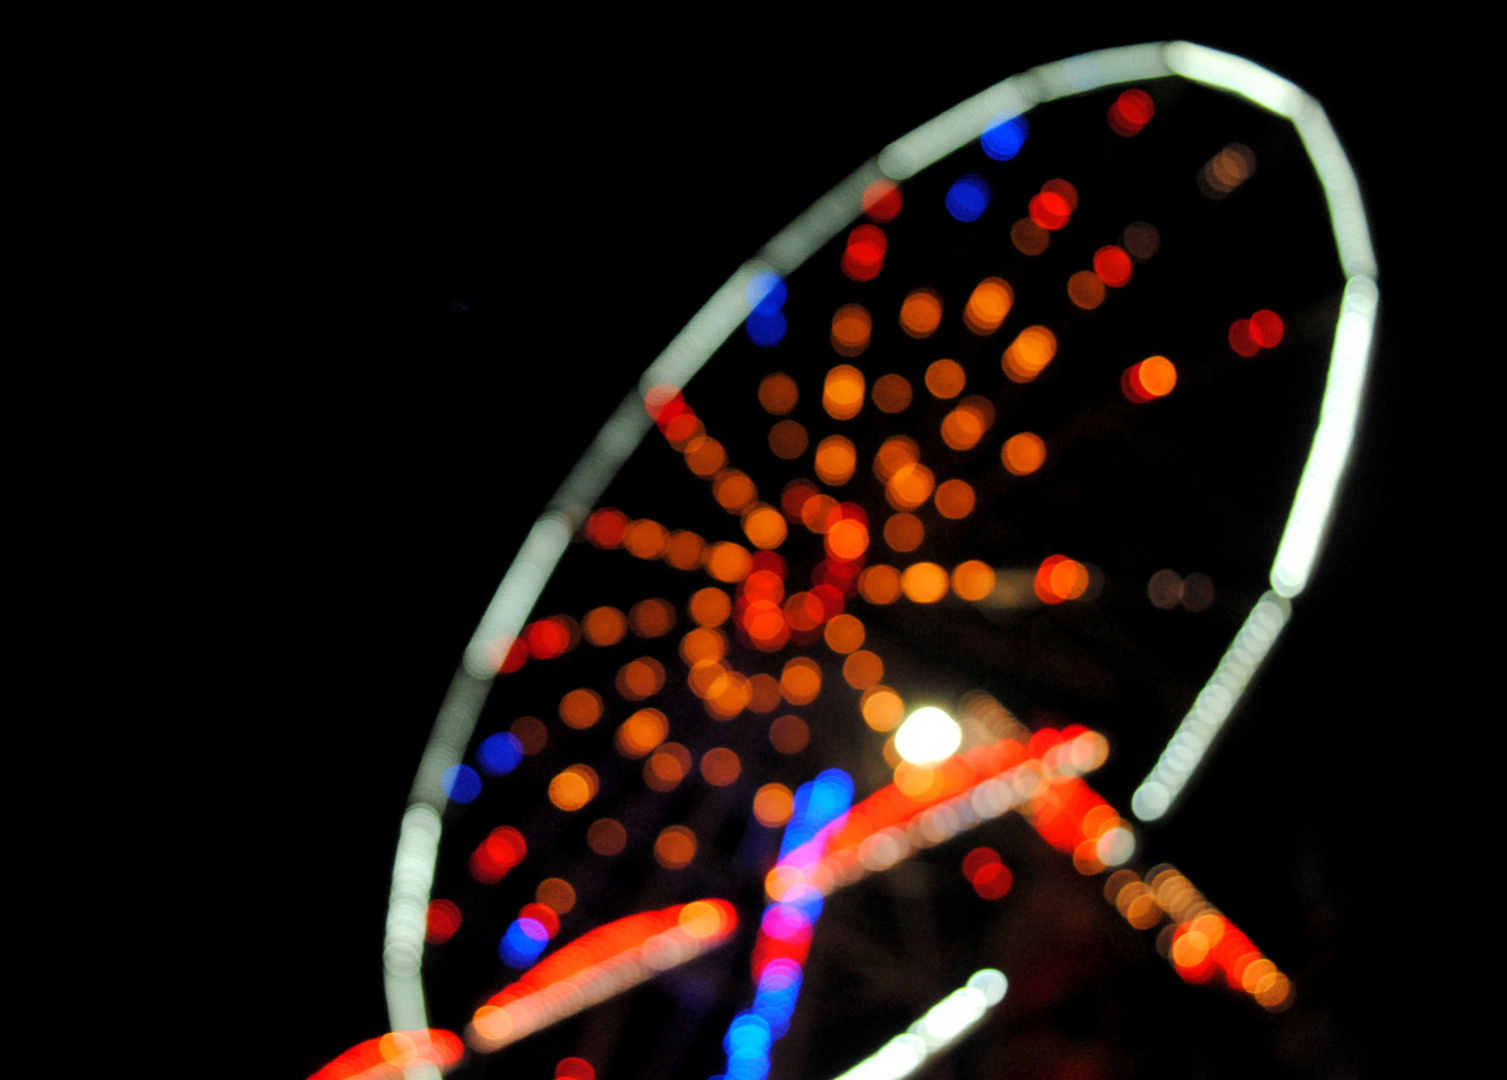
<box><xmin>308</xmin><ymin>40</ymin><xmax>1377</xmax><ymax>1080</ymax></box>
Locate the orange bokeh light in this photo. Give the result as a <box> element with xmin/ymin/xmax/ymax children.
<box><xmin>872</xmin><ymin>373</ymin><xmax>913</xmax><ymax>413</ymax></box>
<box><xmin>934</xmin><ymin>478</ymin><xmax>975</xmax><ymax>519</ymax></box>
<box><xmin>1002</xmin><ymin>432</ymin><xmax>1046</xmax><ymax>475</ymax></box>
<box><xmin>901</xmin><ymin>562</ymin><xmax>949</xmax><ymax>603</ymax></box>
<box><xmin>758</xmin><ymin>372</ymin><xmax>799</xmax><ymax>415</ymax></box>
<box><xmin>899</xmin><ymin>288</ymin><xmax>943</xmax><ymax>338</ymax></box>
<box><xmin>1003</xmin><ymin>326</ymin><xmax>1057</xmax><ymax>383</ymax></box>
<box><xmin>963</xmin><ymin>277</ymin><xmax>1014</xmax><ymax>335</ymax></box>
<box><xmin>831</xmin><ymin>304</ymin><xmax>872</xmax><ymax>356</ymax></box>
<box><xmin>1067</xmin><ymin>270</ymin><xmax>1106</xmax><ymax>309</ymax></box>
<box><xmin>925</xmin><ymin>358</ymin><xmax>966</xmax><ymax>399</ymax></box>
<box><xmin>824</xmin><ymin>364</ymin><xmax>866</xmax><ymax>420</ymax></box>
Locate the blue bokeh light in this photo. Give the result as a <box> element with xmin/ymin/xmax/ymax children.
<box><xmin>746</xmin><ymin>310</ymin><xmax>787</xmax><ymax>347</ymax></box>
<box><xmin>442</xmin><ymin>763</ymin><xmax>481</xmax><ymax>804</ymax></box>
<box><xmin>945</xmin><ymin>174</ymin><xmax>992</xmax><ymax>222</ymax></box>
<box><xmin>477</xmin><ymin>731</ymin><xmax>523</xmax><ymax>776</ymax></box>
<box><xmin>747</xmin><ymin>272</ymin><xmax>787</xmax><ymax>314</ymax></box>
<box><xmin>982</xmin><ymin>114</ymin><xmax>1029</xmax><ymax>160</ymax></box>
<box><xmin>499</xmin><ymin>916</ymin><xmax>549</xmax><ymax>968</ymax></box>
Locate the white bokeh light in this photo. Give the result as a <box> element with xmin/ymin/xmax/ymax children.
<box><xmin>894</xmin><ymin>707</ymin><xmax>962</xmax><ymax>765</ymax></box>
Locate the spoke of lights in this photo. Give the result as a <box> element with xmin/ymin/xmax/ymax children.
<box><xmin>382</xmin><ymin>40</ymin><xmax>1376</xmax><ymax>1040</ymax></box>
<box><xmin>827</xmin><ymin>969</ymin><xmax>1007</xmax><ymax>1080</ymax></box>
<box><xmin>1132</xmin><ymin>592</ymin><xmax>1290</xmax><ymax>822</ymax></box>
<box><xmin>465</xmin><ymin>900</ymin><xmax>737</xmax><ymax>1053</ymax></box>
<box><xmin>717</xmin><ymin>770</ymin><xmax>853</xmax><ymax>1080</ymax></box>
<box><xmin>787</xmin><ymin>728</ymin><xmax>1108</xmax><ymax>898</ymax></box>
<box><xmin>1103</xmin><ymin>866</ymin><xmax>1292</xmax><ymax>1010</ymax></box>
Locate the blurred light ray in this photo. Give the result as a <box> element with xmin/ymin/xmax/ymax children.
<box><xmin>827</xmin><ymin>970</ymin><xmax>1007</xmax><ymax>1080</ymax></box>
<box><xmin>1132</xmin><ymin>593</ymin><xmax>1292</xmax><ymax>821</ymax></box>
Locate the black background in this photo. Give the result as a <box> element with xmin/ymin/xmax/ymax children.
<box><xmin>254</xmin><ymin>25</ymin><xmax>1425</xmax><ymax>1079</ymax></box>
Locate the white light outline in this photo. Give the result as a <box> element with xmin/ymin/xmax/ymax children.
<box><xmin>827</xmin><ymin>969</ymin><xmax>1008</xmax><ymax>1080</ymax></box>
<box><xmin>381</xmin><ymin>41</ymin><xmax>1379</xmax><ymax>1051</ymax></box>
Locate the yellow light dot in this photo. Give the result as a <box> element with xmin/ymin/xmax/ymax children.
<box><xmin>758</xmin><ymin>372</ymin><xmax>799</xmax><ymax>415</ymax></box>
<box><xmin>1139</xmin><ymin>355</ymin><xmax>1177</xmax><ymax>396</ymax></box>
<box><xmin>886</xmin><ymin>462</ymin><xmax>934</xmax><ymax>511</ymax></box>
<box><xmin>713</xmin><ymin>469</ymin><xmax>758</xmax><ymax>513</ymax></box>
<box><xmin>814</xmin><ymin>436</ymin><xmax>858</xmax><ymax>486</ymax></box>
<box><xmin>1002</xmin><ymin>432</ymin><xmax>1046</xmax><ymax>475</ymax></box>
<box><xmin>559</xmin><ymin>688</ymin><xmax>603</xmax><ymax>730</ymax></box>
<box><xmin>899</xmin><ymin>288</ymin><xmax>942</xmax><ymax>338</ymax></box>
<box><xmin>940</xmin><ymin>407</ymin><xmax>985</xmax><ymax>450</ymax></box>
<box><xmin>924</xmin><ymin>358</ymin><xmax>966</xmax><ymax>399</ymax></box>
<box><xmin>614</xmin><ymin>707</ymin><xmax>670</xmax><ymax>758</ymax></box>
<box><xmin>872</xmin><ymin>373</ymin><xmax>913</xmax><ymax>413</ymax></box>
<box><xmin>705</xmin><ymin>542</ymin><xmax>752</xmax><ymax>583</ymax></box>
<box><xmin>679</xmin><ymin>627</ymin><xmax>726</xmax><ymax>666</ymax></box>
<box><xmin>549</xmin><ymin>765</ymin><xmax>598</xmax><ymax>811</ymax></box>
<box><xmin>581</xmin><ymin>606</ymin><xmax>627</xmax><ymax>647</ymax></box>
<box><xmin>858</xmin><ymin>564</ymin><xmax>902</xmax><ymax>604</ymax></box>
<box><xmin>963</xmin><ymin>277</ymin><xmax>1014</xmax><ymax>334</ymax></box>
<box><xmin>873</xmin><ymin>436</ymin><xmax>919</xmax><ymax>483</ymax></box>
<box><xmin>654</xmin><ymin>825</ymin><xmax>697</xmax><ymax>869</ymax></box>
<box><xmin>684</xmin><ymin>436</ymin><xmax>727</xmax><ymax>478</ymax></box>
<box><xmin>823</xmin><ymin>613</ymin><xmax>866</xmax><ymax>654</ymax></box>
<box><xmin>842</xmin><ymin>649</ymin><xmax>884</xmax><ymax>689</ymax></box>
<box><xmin>901</xmin><ymin>562</ymin><xmax>949</xmax><ymax>602</ymax></box>
<box><xmin>934</xmin><ymin>478</ymin><xmax>975</xmax><ymax>519</ymax></box>
<box><xmin>644</xmin><ymin>742</ymin><xmax>692</xmax><ymax>792</ymax></box>
<box><xmin>823</xmin><ymin>364</ymin><xmax>866</xmax><ymax>420</ymax></box>
<box><xmin>952</xmin><ymin>560</ymin><xmax>996</xmax><ymax>601</ymax></box>
<box><xmin>1003</xmin><ymin>326</ymin><xmax>1057</xmax><ymax>383</ymax></box>
<box><xmin>780</xmin><ymin>657</ymin><xmax>822</xmax><ymax>705</ymax></box>
<box><xmin>742</xmin><ymin>504</ymin><xmax>788</xmax><ymax>549</ymax></box>
<box><xmin>861</xmin><ymin>686</ymin><xmax>905</xmax><ymax>731</ymax></box>
<box><xmin>624</xmin><ymin>519</ymin><xmax>669</xmax><ymax>560</ymax></box>
<box><xmin>753</xmin><ymin>783</ymin><xmax>795</xmax><ymax>827</ymax></box>
<box><xmin>831</xmin><ymin>303</ymin><xmax>872</xmax><ymax>356</ymax></box>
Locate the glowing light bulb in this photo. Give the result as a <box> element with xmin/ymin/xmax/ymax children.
<box><xmin>894</xmin><ymin>707</ymin><xmax>961</xmax><ymax>765</ymax></box>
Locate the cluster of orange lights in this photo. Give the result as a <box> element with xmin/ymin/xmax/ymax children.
<box><xmin>1121</xmin><ymin>356</ymin><xmax>1177</xmax><ymax>402</ymax></box>
<box><xmin>1228</xmin><ymin>309</ymin><xmax>1285</xmax><ymax>357</ymax></box>
<box><xmin>1108</xmin><ymin>88</ymin><xmax>1155</xmax><ymax>136</ymax></box>
<box><xmin>1105</xmin><ymin>868</ymin><xmax>1291</xmax><ymax>1010</ymax></box>
<box><xmin>585</xmin><ymin>506</ymin><xmax>754</xmax><ymax>584</ymax></box>
<box><xmin>468</xmin><ymin>900</ymin><xmax>738</xmax><ymax>1051</ymax></box>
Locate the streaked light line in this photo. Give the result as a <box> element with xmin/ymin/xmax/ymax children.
<box><xmin>1132</xmin><ymin>593</ymin><xmax>1291</xmax><ymax>821</ymax></box>
<box><xmin>1270</xmin><ymin>277</ymin><xmax>1378</xmax><ymax>597</ymax></box>
<box><xmin>827</xmin><ymin>969</ymin><xmax>1008</xmax><ymax>1080</ymax></box>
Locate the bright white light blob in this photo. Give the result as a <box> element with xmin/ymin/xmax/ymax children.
<box><xmin>894</xmin><ymin>707</ymin><xmax>962</xmax><ymax>764</ymax></box>
<box><xmin>830</xmin><ymin>969</ymin><xmax>1006</xmax><ymax>1079</ymax></box>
